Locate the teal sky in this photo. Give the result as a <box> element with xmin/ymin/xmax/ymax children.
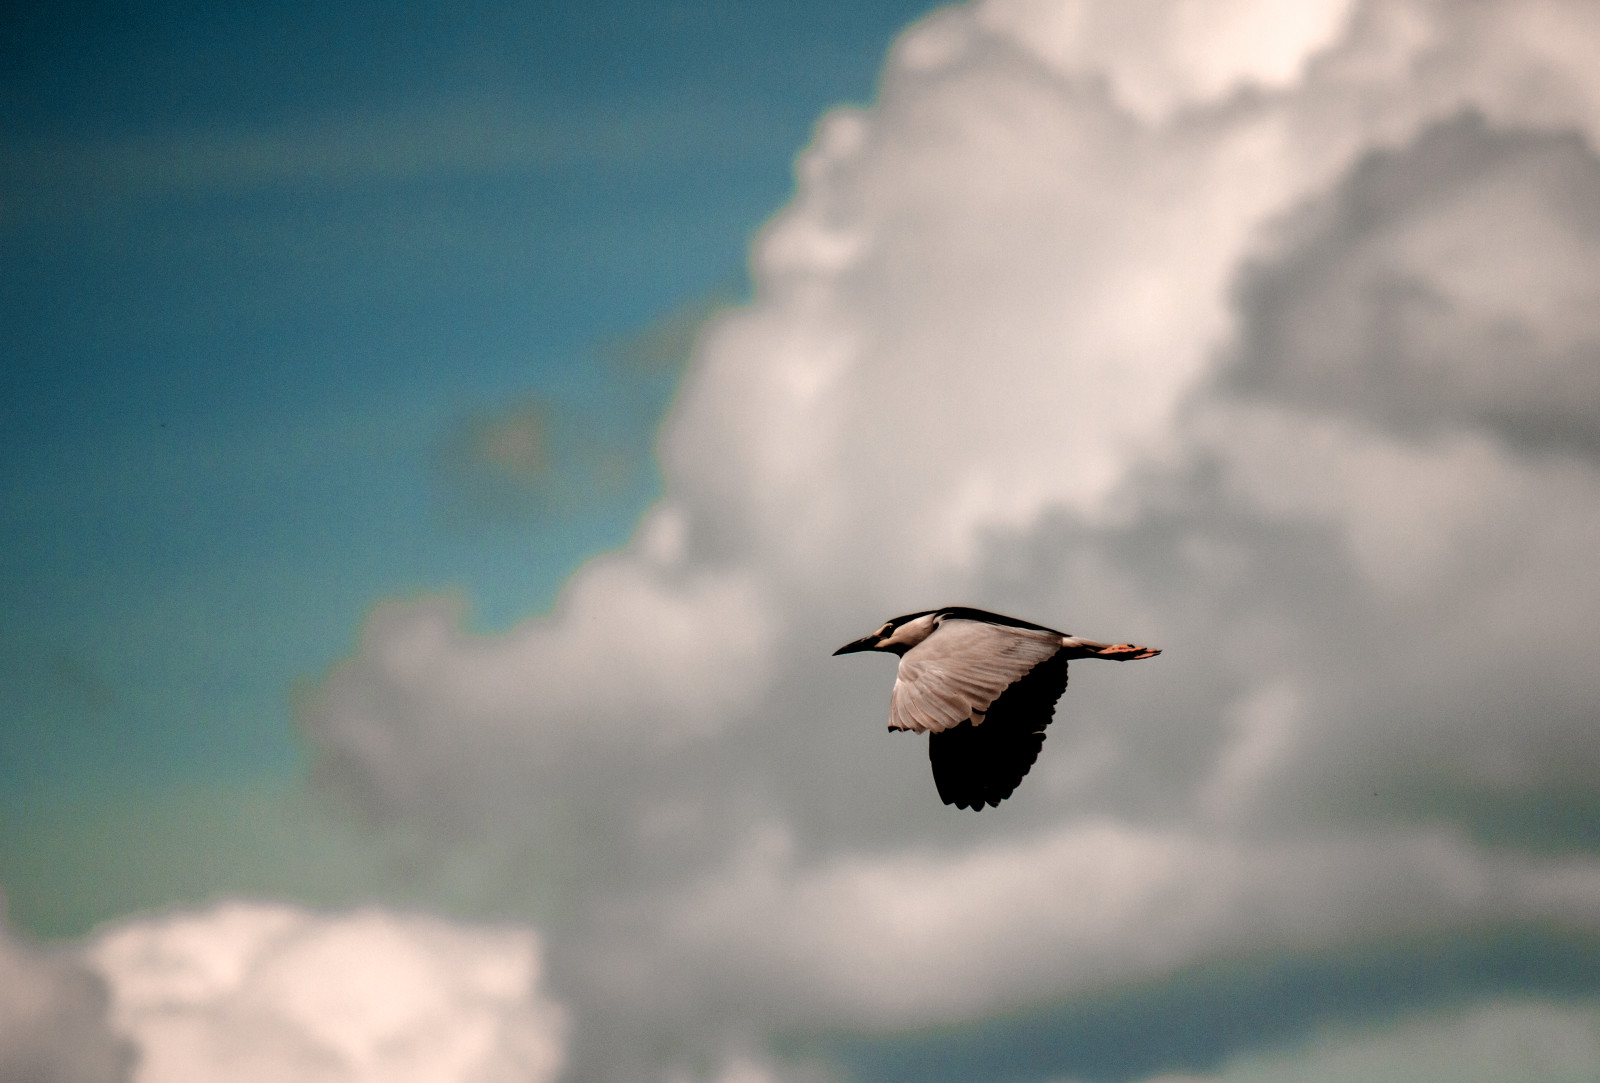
<box><xmin>0</xmin><ymin>0</ymin><xmax>938</xmax><ymax>936</ymax></box>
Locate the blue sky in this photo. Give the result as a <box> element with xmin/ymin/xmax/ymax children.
<box><xmin>1</xmin><ymin>0</ymin><xmax>935</xmax><ymax>932</ymax></box>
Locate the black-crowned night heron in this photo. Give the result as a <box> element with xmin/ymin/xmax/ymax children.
<box><xmin>834</xmin><ymin>607</ymin><xmax>1159</xmax><ymax>810</ymax></box>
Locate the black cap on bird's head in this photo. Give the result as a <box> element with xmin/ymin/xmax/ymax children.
<box><xmin>832</xmin><ymin>610</ymin><xmax>939</xmax><ymax>655</ymax></box>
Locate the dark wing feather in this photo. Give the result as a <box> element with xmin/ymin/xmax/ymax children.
<box><xmin>928</xmin><ymin>652</ymin><xmax>1069</xmax><ymax>810</ymax></box>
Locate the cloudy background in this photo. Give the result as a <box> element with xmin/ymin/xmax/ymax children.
<box><xmin>7</xmin><ymin>0</ymin><xmax>1600</xmax><ymax>1080</ymax></box>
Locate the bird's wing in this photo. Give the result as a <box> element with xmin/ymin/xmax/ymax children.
<box><xmin>888</xmin><ymin>619</ymin><xmax>1062</xmax><ymax>734</ymax></box>
<box><xmin>928</xmin><ymin>651</ymin><xmax>1070</xmax><ymax>810</ymax></box>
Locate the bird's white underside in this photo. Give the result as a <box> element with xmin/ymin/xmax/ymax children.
<box><xmin>888</xmin><ymin>619</ymin><xmax>1064</xmax><ymax>733</ymax></box>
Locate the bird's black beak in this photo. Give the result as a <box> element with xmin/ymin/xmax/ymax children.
<box><xmin>833</xmin><ymin>635</ymin><xmax>879</xmax><ymax>656</ymax></box>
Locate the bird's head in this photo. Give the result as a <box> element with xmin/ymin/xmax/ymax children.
<box><xmin>833</xmin><ymin>610</ymin><xmax>940</xmax><ymax>657</ymax></box>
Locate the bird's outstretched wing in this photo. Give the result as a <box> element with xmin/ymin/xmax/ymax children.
<box><xmin>889</xmin><ymin>619</ymin><xmax>1062</xmax><ymax>734</ymax></box>
<box><xmin>928</xmin><ymin>652</ymin><xmax>1069</xmax><ymax>810</ymax></box>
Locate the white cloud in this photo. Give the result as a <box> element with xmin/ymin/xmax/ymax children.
<box><xmin>974</xmin><ymin>0</ymin><xmax>1356</xmax><ymax>121</ymax></box>
<box><xmin>289</xmin><ymin>0</ymin><xmax>1600</xmax><ymax>1077</ymax></box>
<box><xmin>83</xmin><ymin>902</ymin><xmax>566</xmax><ymax>1083</ymax></box>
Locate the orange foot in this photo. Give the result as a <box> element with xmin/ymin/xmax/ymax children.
<box><xmin>1094</xmin><ymin>644</ymin><xmax>1161</xmax><ymax>660</ymax></box>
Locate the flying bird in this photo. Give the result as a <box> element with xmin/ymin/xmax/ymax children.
<box><xmin>834</xmin><ymin>607</ymin><xmax>1159</xmax><ymax>810</ymax></box>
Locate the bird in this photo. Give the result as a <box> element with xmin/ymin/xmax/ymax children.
<box><xmin>834</xmin><ymin>607</ymin><xmax>1159</xmax><ymax>810</ymax></box>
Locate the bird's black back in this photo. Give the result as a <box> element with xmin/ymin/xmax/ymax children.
<box><xmin>928</xmin><ymin>651</ymin><xmax>1070</xmax><ymax>810</ymax></box>
<box><xmin>933</xmin><ymin>606</ymin><xmax>1067</xmax><ymax>636</ymax></box>
<box><xmin>882</xmin><ymin>606</ymin><xmax>1067</xmax><ymax>637</ymax></box>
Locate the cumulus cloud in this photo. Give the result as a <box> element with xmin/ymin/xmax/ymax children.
<box><xmin>290</xmin><ymin>0</ymin><xmax>1600</xmax><ymax>1077</ymax></box>
<box><xmin>82</xmin><ymin>901</ymin><xmax>566</xmax><ymax>1083</ymax></box>
<box><xmin>0</xmin><ymin>908</ymin><xmax>132</xmax><ymax>1083</ymax></box>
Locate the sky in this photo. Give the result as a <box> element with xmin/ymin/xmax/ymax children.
<box><xmin>6</xmin><ymin>1</ymin><xmax>1600</xmax><ymax>1082</ymax></box>
<box><xmin>0</xmin><ymin>0</ymin><xmax>938</xmax><ymax>934</ymax></box>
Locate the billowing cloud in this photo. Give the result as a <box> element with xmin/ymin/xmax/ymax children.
<box><xmin>82</xmin><ymin>902</ymin><xmax>566</xmax><ymax>1083</ymax></box>
<box><xmin>281</xmin><ymin>0</ymin><xmax>1600</xmax><ymax>1078</ymax></box>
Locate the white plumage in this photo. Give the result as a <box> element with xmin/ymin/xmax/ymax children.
<box><xmin>889</xmin><ymin>618</ymin><xmax>1062</xmax><ymax>733</ymax></box>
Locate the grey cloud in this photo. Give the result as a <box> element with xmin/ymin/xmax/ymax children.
<box><xmin>830</xmin><ymin>935</ymin><xmax>1600</xmax><ymax>1082</ymax></box>
<box><xmin>1229</xmin><ymin>111</ymin><xmax>1600</xmax><ymax>455</ymax></box>
<box><xmin>1159</xmin><ymin>108</ymin><xmax>1600</xmax><ymax>827</ymax></box>
<box><xmin>0</xmin><ymin>911</ymin><xmax>132</xmax><ymax>1083</ymax></box>
<box><xmin>641</xmin><ymin>823</ymin><xmax>1600</xmax><ymax>1027</ymax></box>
